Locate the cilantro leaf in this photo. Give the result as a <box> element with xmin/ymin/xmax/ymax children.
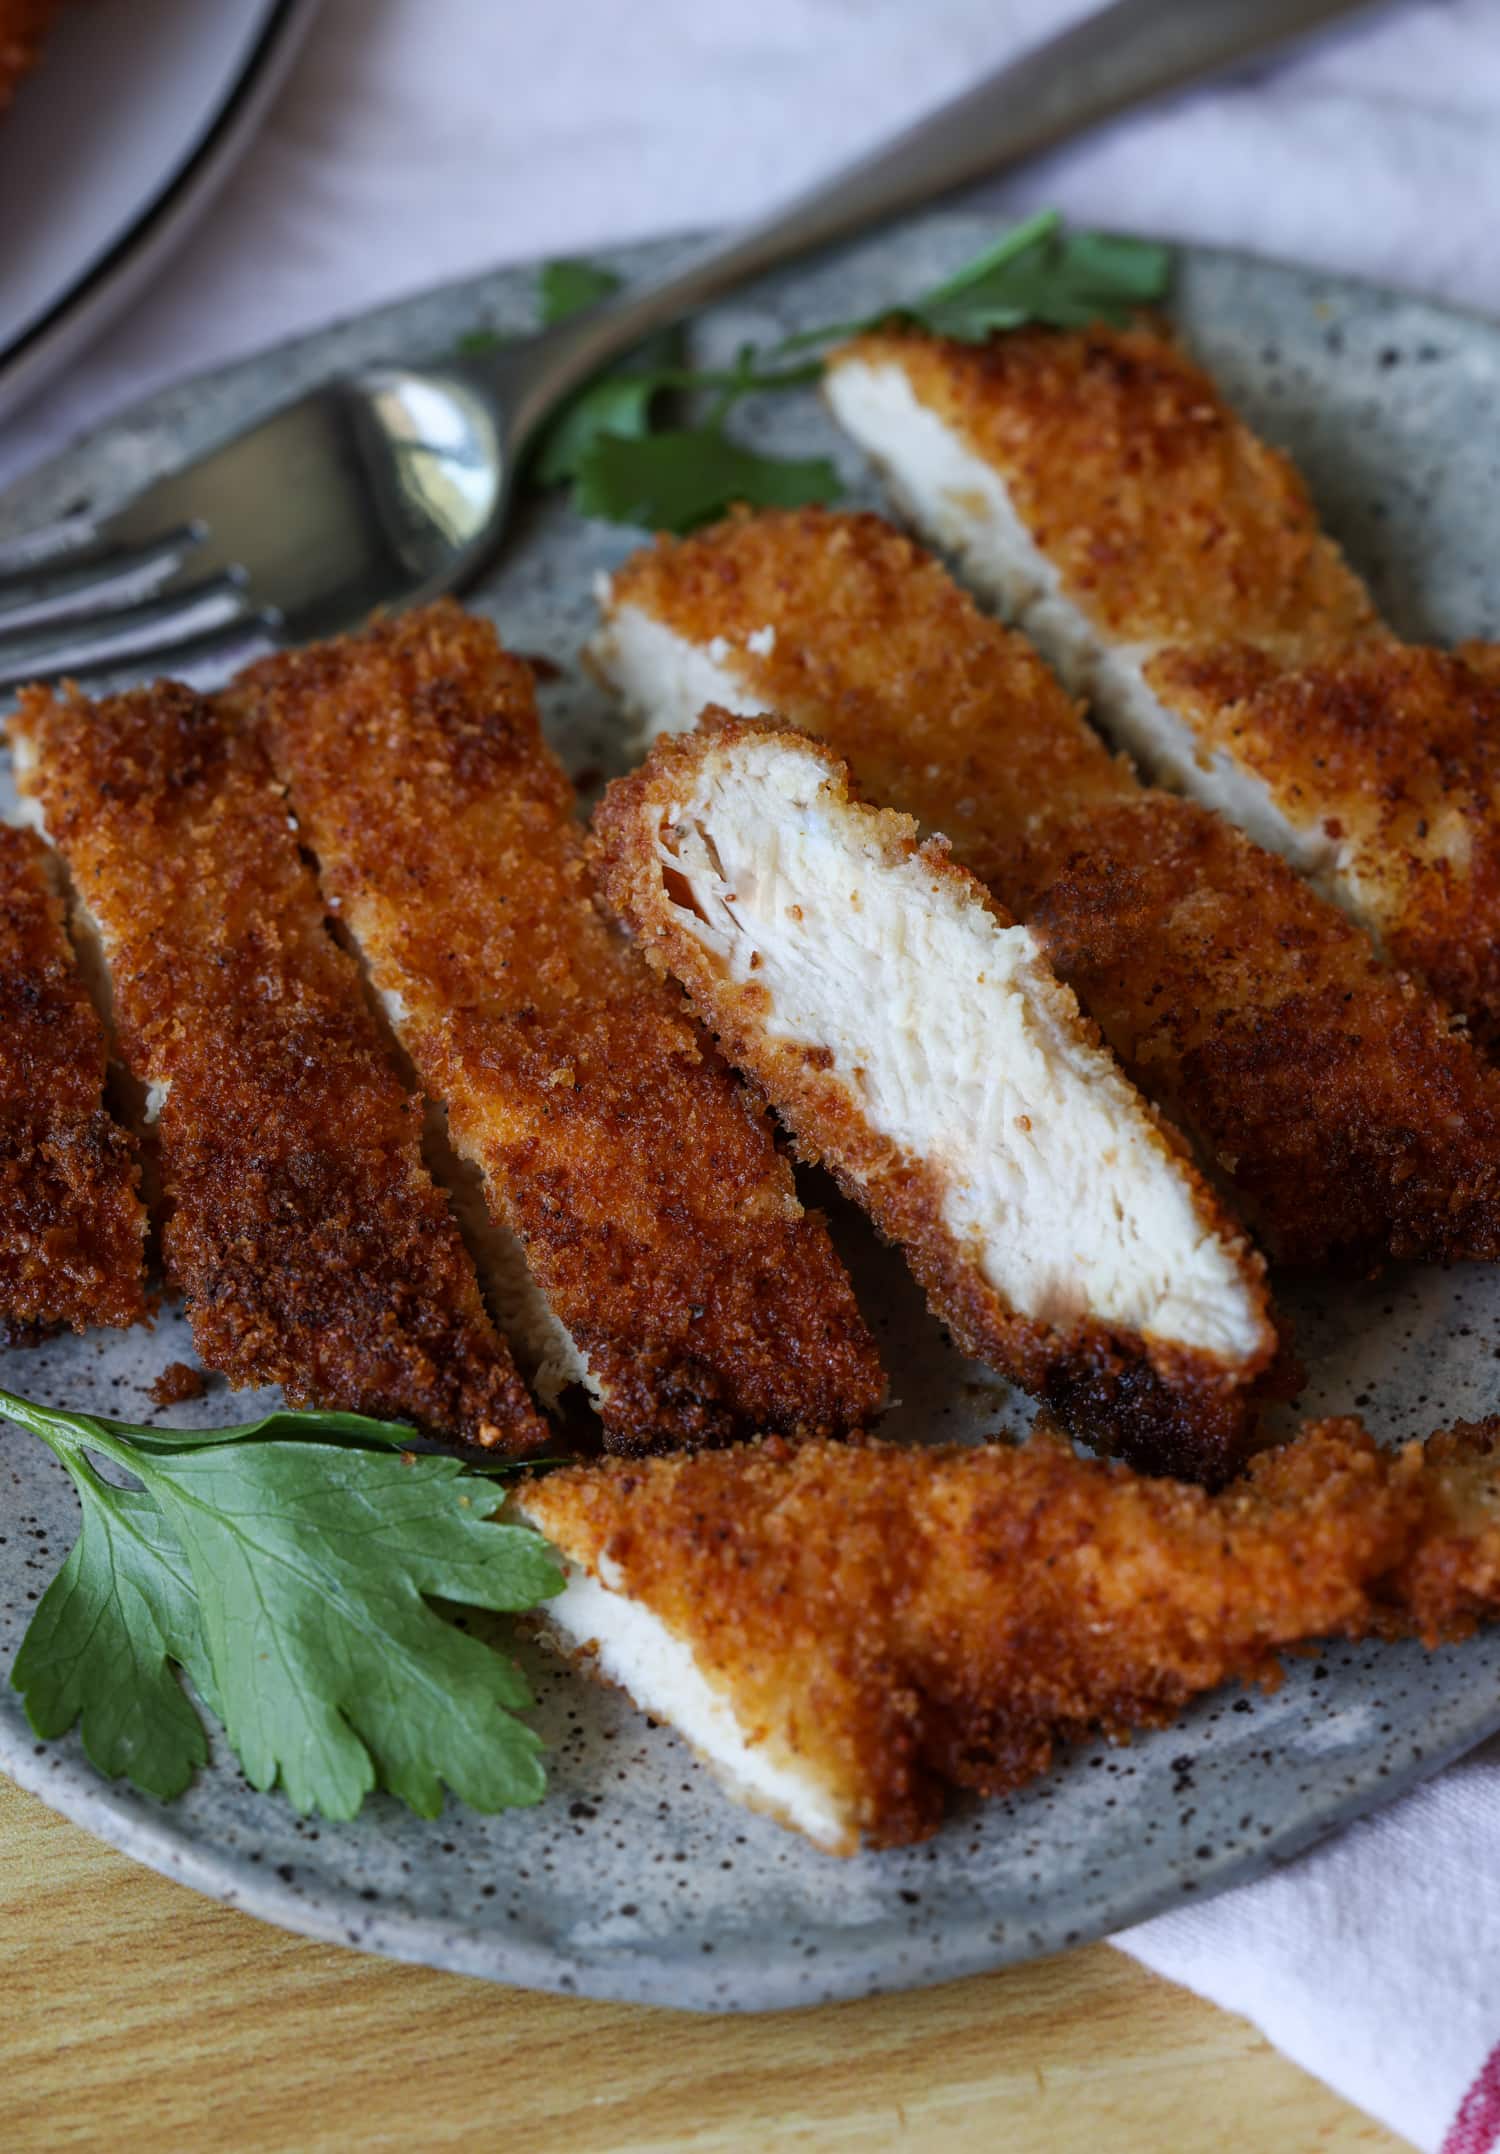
<box><xmin>4</xmin><ymin>1389</ymin><xmax>564</xmax><ymax>1820</ymax></box>
<box><xmin>539</xmin><ymin>258</ymin><xmax>622</xmax><ymax>325</ymax></box>
<box><xmin>12</xmin><ymin>1454</ymin><xmax>214</xmax><ymax>1800</ymax></box>
<box><xmin>573</xmin><ymin>427</ymin><xmax>842</xmax><ymax>535</ymax></box>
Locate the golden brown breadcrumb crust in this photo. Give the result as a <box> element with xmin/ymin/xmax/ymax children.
<box><xmin>603</xmin><ymin>506</ymin><xmax>1135</xmax><ymax>893</ymax></box>
<box><xmin>0</xmin><ymin>0</ymin><xmax>63</xmax><ymax>112</ymax></box>
<box><xmin>243</xmin><ymin>604</ymin><xmax>883</xmax><ymax>1454</ymax></box>
<box><xmin>519</xmin><ymin>1422</ymin><xmax>1423</xmax><ymax>1852</ymax></box>
<box><xmin>593</xmin><ymin>712</ymin><xmax>1277</xmax><ymax>1483</ymax></box>
<box><xmin>1019</xmin><ymin>796</ymin><xmax>1500</xmax><ymax>1267</ymax></box>
<box><xmin>1384</xmin><ymin>1418</ymin><xmax>1500</xmax><ymax>1645</ymax></box>
<box><xmin>832</xmin><ymin>330</ymin><xmax>1500</xmax><ymax>1048</ymax></box>
<box><xmin>8</xmin><ymin>682</ymin><xmax>543</xmax><ymax>1450</ymax></box>
<box><xmin>149</xmin><ymin>1359</ymin><xmax>205</xmax><ymax>1408</ymax></box>
<box><xmin>1456</xmin><ymin>641</ymin><xmax>1500</xmax><ymax>686</ymax></box>
<box><xmin>0</xmin><ymin>822</ymin><xmax>147</xmax><ymax>1338</ymax></box>
<box><xmin>833</xmin><ymin>321</ymin><xmax>1379</xmax><ymax>652</ymax></box>
<box><xmin>602</xmin><ymin>509</ymin><xmax>1500</xmax><ymax>1268</ymax></box>
<box><xmin>1151</xmin><ymin>642</ymin><xmax>1500</xmax><ymax>1045</ymax></box>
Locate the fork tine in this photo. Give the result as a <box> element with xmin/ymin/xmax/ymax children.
<box><xmin>0</xmin><ymin>576</ymin><xmax>275</xmax><ymax>694</ymax></box>
<box><xmin>0</xmin><ymin>525</ymin><xmax>204</xmax><ymax>633</ymax></box>
<box><xmin>0</xmin><ymin>618</ymin><xmax>288</xmax><ymax>704</ymax></box>
<box><xmin>0</xmin><ymin>510</ymin><xmax>106</xmax><ymax>578</ymax></box>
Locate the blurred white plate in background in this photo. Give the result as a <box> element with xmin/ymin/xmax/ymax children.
<box><xmin>0</xmin><ymin>0</ymin><xmax>320</xmax><ymax>428</ymax></box>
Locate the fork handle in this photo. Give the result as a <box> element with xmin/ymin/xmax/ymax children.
<box><xmin>505</xmin><ymin>0</ymin><xmax>1377</xmax><ymax>440</ymax></box>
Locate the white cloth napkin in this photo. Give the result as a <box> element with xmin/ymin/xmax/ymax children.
<box><xmin>6</xmin><ymin>2</ymin><xmax>1500</xmax><ymax>2144</ymax></box>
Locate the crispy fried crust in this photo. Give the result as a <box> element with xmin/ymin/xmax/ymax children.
<box><xmin>603</xmin><ymin>505</ymin><xmax>1134</xmax><ymax>890</ymax></box>
<box><xmin>520</xmin><ymin>1423</ymin><xmax>1420</xmax><ymax>1851</ymax></box>
<box><xmin>243</xmin><ymin>604</ymin><xmax>883</xmax><ymax>1453</ymax></box>
<box><xmin>8</xmin><ymin>682</ymin><xmax>543</xmax><ymax>1449</ymax></box>
<box><xmin>836</xmin><ymin>322</ymin><xmax>1378</xmax><ymax>652</ymax></box>
<box><xmin>833</xmin><ymin>329</ymin><xmax>1500</xmax><ymax>1047</ymax></box>
<box><xmin>1020</xmin><ymin>797</ymin><xmax>1500</xmax><ymax>1267</ymax></box>
<box><xmin>0</xmin><ymin>0</ymin><xmax>63</xmax><ymax>111</ymax></box>
<box><xmin>0</xmin><ymin>823</ymin><xmax>146</xmax><ymax>1337</ymax></box>
<box><xmin>1151</xmin><ymin>642</ymin><xmax>1500</xmax><ymax>1045</ymax></box>
<box><xmin>1385</xmin><ymin>1418</ymin><xmax>1500</xmax><ymax>1645</ymax></box>
<box><xmin>601</xmin><ymin>510</ymin><xmax>1500</xmax><ymax>1268</ymax></box>
<box><xmin>1456</xmin><ymin>641</ymin><xmax>1500</xmax><ymax>687</ymax></box>
<box><xmin>593</xmin><ymin>712</ymin><xmax>1277</xmax><ymax>1482</ymax></box>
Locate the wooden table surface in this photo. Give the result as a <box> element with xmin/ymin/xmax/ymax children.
<box><xmin>2</xmin><ymin>1778</ymin><xmax>1409</xmax><ymax>2152</ymax></box>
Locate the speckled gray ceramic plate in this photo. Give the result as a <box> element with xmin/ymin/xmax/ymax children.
<box><xmin>4</xmin><ymin>218</ymin><xmax>1500</xmax><ymax>2011</ymax></box>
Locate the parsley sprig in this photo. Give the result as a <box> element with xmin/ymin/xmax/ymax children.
<box><xmin>776</xmin><ymin>209</ymin><xmax>1171</xmax><ymax>350</ymax></box>
<box><xmin>5</xmin><ymin>1389</ymin><xmax>562</xmax><ymax>1819</ymax></box>
<box><xmin>521</xmin><ymin>210</ymin><xmax>1168</xmax><ymax>534</ymax></box>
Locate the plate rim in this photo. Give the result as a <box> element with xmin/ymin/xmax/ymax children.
<box><xmin>5</xmin><ymin>1637</ymin><xmax>1499</xmax><ymax>2012</ymax></box>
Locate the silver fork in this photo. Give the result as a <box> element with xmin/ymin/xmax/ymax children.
<box><xmin>0</xmin><ymin>0</ymin><xmax>1377</xmax><ymax>696</ymax></box>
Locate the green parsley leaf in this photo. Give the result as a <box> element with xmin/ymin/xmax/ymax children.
<box><xmin>539</xmin><ymin>258</ymin><xmax>623</xmax><ymax>325</ymax></box>
<box><xmin>535</xmin><ymin>353</ymin><xmax>819</xmax><ymax>492</ymax></box>
<box><xmin>13</xmin><ymin>1397</ymin><xmax>426</xmax><ymax>1456</ymax></box>
<box><xmin>4</xmin><ymin>1389</ymin><xmax>564</xmax><ymax>1819</ymax></box>
<box><xmin>573</xmin><ymin>426</ymin><xmax>842</xmax><ymax>535</ymax></box>
<box><xmin>135</xmin><ymin>1438</ymin><xmax>562</xmax><ymax>1819</ymax></box>
<box><xmin>776</xmin><ymin>210</ymin><xmax>1171</xmax><ymax>351</ymax></box>
<box><xmin>454</xmin><ymin>327</ymin><xmax>505</xmax><ymax>358</ymax></box>
<box><xmin>12</xmin><ymin>1453</ymin><xmax>215</xmax><ymax>1800</ymax></box>
<box><xmin>912</xmin><ymin>218</ymin><xmax>1170</xmax><ymax>340</ymax></box>
<box><xmin>532</xmin><ymin>254</ymin><xmax>691</xmax><ymax>487</ymax></box>
<box><xmin>535</xmin><ymin>371</ymin><xmax>665</xmax><ymax>487</ymax></box>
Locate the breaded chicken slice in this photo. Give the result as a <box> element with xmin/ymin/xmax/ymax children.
<box><xmin>823</xmin><ymin>322</ymin><xmax>1379</xmax><ymax>819</ymax></box>
<box><xmin>0</xmin><ymin>823</ymin><xmax>147</xmax><ymax>1340</ymax></box>
<box><xmin>8</xmin><ymin>682</ymin><xmax>544</xmax><ymax>1451</ymax></box>
<box><xmin>593</xmin><ymin>716</ymin><xmax>1276</xmax><ymax>1480</ymax></box>
<box><xmin>1151</xmin><ymin>642</ymin><xmax>1500</xmax><ymax>1044</ymax></box>
<box><xmin>592</xmin><ymin>509</ymin><xmax>1500</xmax><ymax>1270</ymax></box>
<box><xmin>514</xmin><ymin>1422</ymin><xmax>1417</xmax><ymax>1853</ymax></box>
<box><xmin>244</xmin><ymin>605</ymin><xmax>883</xmax><ymax>1454</ymax></box>
<box><xmin>1386</xmin><ymin>1419</ymin><xmax>1500</xmax><ymax>1645</ymax></box>
<box><xmin>589</xmin><ymin>506</ymin><xmax>1135</xmax><ymax>882</ymax></box>
<box><xmin>824</xmin><ymin>325</ymin><xmax>1500</xmax><ymax>1043</ymax></box>
<box><xmin>0</xmin><ymin>0</ymin><xmax>63</xmax><ymax>112</ymax></box>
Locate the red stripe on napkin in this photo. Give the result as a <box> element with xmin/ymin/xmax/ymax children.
<box><xmin>1444</xmin><ymin>2044</ymin><xmax>1500</xmax><ymax>2154</ymax></box>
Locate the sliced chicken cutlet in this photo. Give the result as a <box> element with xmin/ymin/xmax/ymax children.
<box><xmin>823</xmin><ymin>325</ymin><xmax>1500</xmax><ymax>1041</ymax></box>
<box><xmin>8</xmin><ymin>682</ymin><xmax>544</xmax><ymax>1450</ymax></box>
<box><xmin>244</xmin><ymin>604</ymin><xmax>883</xmax><ymax>1454</ymax></box>
<box><xmin>823</xmin><ymin>319</ymin><xmax>1379</xmax><ymax>823</ymax></box>
<box><xmin>592</xmin><ymin>716</ymin><xmax>1276</xmax><ymax>1480</ymax></box>
<box><xmin>1151</xmin><ymin>641</ymin><xmax>1500</xmax><ymax>1045</ymax></box>
<box><xmin>0</xmin><ymin>822</ymin><xmax>147</xmax><ymax>1339</ymax></box>
<box><xmin>591</xmin><ymin>508</ymin><xmax>1500</xmax><ymax>1270</ymax></box>
<box><xmin>514</xmin><ymin>1421</ymin><xmax>1419</xmax><ymax>1854</ymax></box>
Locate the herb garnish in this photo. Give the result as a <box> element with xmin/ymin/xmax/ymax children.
<box><xmin>530</xmin><ymin>211</ymin><xmax>1169</xmax><ymax>534</ymax></box>
<box><xmin>5</xmin><ymin>1389</ymin><xmax>562</xmax><ymax>1819</ymax></box>
<box><xmin>573</xmin><ymin>427</ymin><xmax>841</xmax><ymax>533</ymax></box>
<box><xmin>776</xmin><ymin>209</ymin><xmax>1171</xmax><ymax>350</ymax></box>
